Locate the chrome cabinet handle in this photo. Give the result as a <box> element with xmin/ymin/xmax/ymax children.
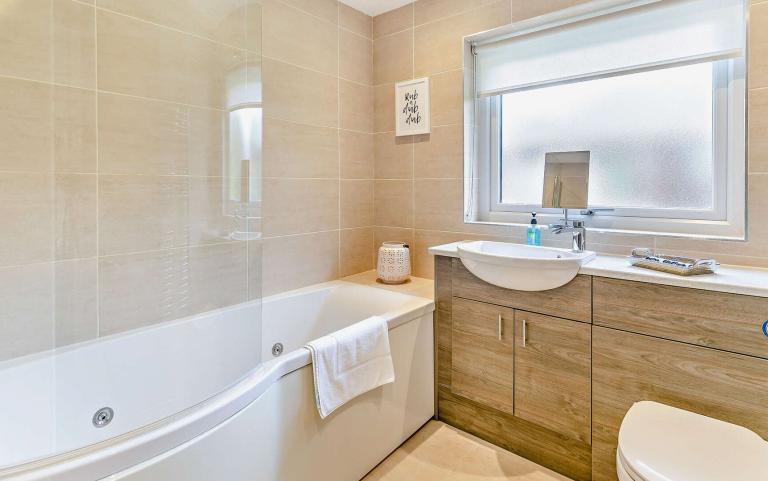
<box><xmin>522</xmin><ymin>319</ymin><xmax>527</xmax><ymax>347</ymax></box>
<box><xmin>498</xmin><ymin>314</ymin><xmax>503</xmax><ymax>340</ymax></box>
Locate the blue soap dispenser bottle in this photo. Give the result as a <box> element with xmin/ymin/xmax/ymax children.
<box><xmin>527</xmin><ymin>212</ymin><xmax>541</xmax><ymax>246</ymax></box>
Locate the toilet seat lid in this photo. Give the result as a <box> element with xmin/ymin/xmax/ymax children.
<box><xmin>617</xmin><ymin>401</ymin><xmax>768</xmax><ymax>481</ymax></box>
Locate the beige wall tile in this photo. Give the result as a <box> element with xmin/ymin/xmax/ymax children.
<box><xmin>374</xmin><ymin>83</ymin><xmax>395</xmax><ymax>133</ymax></box>
<box><xmin>0</xmin><ymin>174</ymin><xmax>53</xmax><ymax>267</ymax></box>
<box><xmin>374</xmin><ymin>29</ymin><xmax>413</xmax><ymax>85</ymax></box>
<box><xmin>373</xmin><ymin>4</ymin><xmax>413</xmax><ymax>39</ymax></box>
<box><xmin>750</xmin><ymin>3</ymin><xmax>768</xmax><ymax>89</ymax></box>
<box><xmin>95</xmin><ymin>0</ymin><xmax>255</xmax><ymax>51</ymax></box>
<box><xmin>263</xmin><ymin>231</ymin><xmax>339</xmax><ymax>296</ymax></box>
<box><xmin>340</xmin><ymin>29</ymin><xmax>373</xmax><ymax>85</ymax></box>
<box><xmin>341</xmin><ymin>227</ymin><xmax>374</xmax><ymax>276</ymax></box>
<box><xmin>750</xmin><ymin>89</ymin><xmax>768</xmax><ymax>173</ymax></box>
<box><xmin>341</xmin><ymin>179</ymin><xmax>374</xmax><ymax>228</ymax></box>
<box><xmin>340</xmin><ymin>3</ymin><xmax>372</xmax><ymax>39</ymax></box>
<box><xmin>412</xmin><ymin>229</ymin><xmax>480</xmax><ymax>278</ymax></box>
<box><xmin>430</xmin><ymin>69</ymin><xmax>464</xmax><ymax>127</ymax></box>
<box><xmin>375</xmin><ymin>132</ymin><xmax>414</xmax><ymax>178</ymax></box>
<box><xmin>414</xmin><ymin>178</ymin><xmax>463</xmax><ymax>231</ymax></box>
<box><xmin>247</xmin><ymin>239</ymin><xmax>262</xmax><ymax>301</ymax></box>
<box><xmin>188</xmin><ymin>177</ymin><xmax>240</xmax><ymax>246</ymax></box>
<box><xmin>414</xmin><ymin>0</ymin><xmax>500</xmax><ymax>26</ymax></box>
<box><xmin>55</xmin><ymin>174</ymin><xmax>97</xmax><ymax>260</ymax></box>
<box><xmin>99</xmin><ymin>175</ymin><xmax>189</xmax><ymax>255</ymax></box>
<box><xmin>413</xmin><ymin>124</ymin><xmax>463</xmax><ymax>178</ymax></box>
<box><xmin>263</xmin><ymin>1</ymin><xmax>338</xmax><ymax>76</ymax></box>
<box><xmin>97</xmin><ymin>10</ymin><xmax>246</xmax><ymax>109</ymax></box>
<box><xmin>510</xmin><ymin>0</ymin><xmax>593</xmax><ymax>22</ymax></box>
<box><xmin>0</xmin><ymin>77</ymin><xmax>51</xmax><ymax>173</ymax></box>
<box><xmin>341</xmin><ymin>80</ymin><xmax>373</xmax><ymax>132</ymax></box>
<box><xmin>375</xmin><ymin>179</ymin><xmax>413</xmax><ymax>227</ymax></box>
<box><xmin>55</xmin><ymin>86</ymin><xmax>97</xmax><ymax>174</ymax></box>
<box><xmin>279</xmin><ymin>0</ymin><xmax>338</xmax><ymax>24</ymax></box>
<box><xmin>0</xmin><ymin>0</ymin><xmax>95</xmax><ymax>87</ymax></box>
<box><xmin>99</xmin><ymin>242</ymin><xmax>247</xmax><ymax>335</ymax></box>
<box><xmin>54</xmin><ymin>258</ymin><xmax>97</xmax><ymax>347</ymax></box>
<box><xmin>262</xmin><ymin>178</ymin><xmax>339</xmax><ymax>236</ymax></box>
<box><xmin>263</xmin><ymin>58</ymin><xmax>339</xmax><ymax>127</ymax></box>
<box><xmin>341</xmin><ymin>130</ymin><xmax>374</xmax><ymax>179</ymax></box>
<box><xmin>98</xmin><ymin>93</ymin><xmax>224</xmax><ymax>176</ymax></box>
<box><xmin>414</xmin><ymin>0</ymin><xmax>509</xmax><ymax>77</ymax></box>
<box><xmin>53</xmin><ymin>0</ymin><xmax>96</xmax><ymax>88</ymax></box>
<box><xmin>263</xmin><ymin>118</ymin><xmax>339</xmax><ymax>178</ymax></box>
<box><xmin>0</xmin><ymin>263</ymin><xmax>53</xmax><ymax>361</ymax></box>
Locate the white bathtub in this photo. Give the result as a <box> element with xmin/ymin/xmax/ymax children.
<box><xmin>0</xmin><ymin>281</ymin><xmax>434</xmax><ymax>481</ymax></box>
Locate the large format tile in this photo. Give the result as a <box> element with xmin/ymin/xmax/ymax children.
<box><xmin>341</xmin><ymin>179</ymin><xmax>374</xmax><ymax>228</ymax></box>
<box><xmin>0</xmin><ymin>173</ymin><xmax>53</xmax><ymax>267</ymax></box>
<box><xmin>263</xmin><ymin>119</ymin><xmax>340</xmax><ymax>178</ymax></box>
<box><xmin>262</xmin><ymin>58</ymin><xmax>338</xmax><ymax>127</ymax></box>
<box><xmin>413</xmin><ymin>124</ymin><xmax>464</xmax><ymax>178</ymax></box>
<box><xmin>262</xmin><ymin>231</ymin><xmax>339</xmax><ymax>296</ymax></box>
<box><xmin>510</xmin><ymin>0</ymin><xmax>592</xmax><ymax>22</ymax></box>
<box><xmin>415</xmin><ymin>0</ymin><xmax>501</xmax><ymax>26</ymax></box>
<box><xmin>97</xmin><ymin>10</ymin><xmax>246</xmax><ymax>109</ymax></box>
<box><xmin>0</xmin><ymin>77</ymin><xmax>52</xmax><ymax>173</ymax></box>
<box><xmin>374</xmin><ymin>83</ymin><xmax>396</xmax><ymax>133</ymax></box>
<box><xmin>95</xmin><ymin>0</ymin><xmax>255</xmax><ymax>51</ymax></box>
<box><xmin>375</xmin><ymin>179</ymin><xmax>413</xmax><ymax>228</ymax></box>
<box><xmin>340</xmin><ymin>3</ymin><xmax>372</xmax><ymax>39</ymax></box>
<box><xmin>750</xmin><ymin>2</ymin><xmax>768</xmax><ymax>89</ymax></box>
<box><xmin>263</xmin><ymin>0</ymin><xmax>338</xmax><ymax>76</ymax></box>
<box><xmin>55</xmin><ymin>174</ymin><xmax>97</xmax><ymax>260</ymax></box>
<box><xmin>340</xmin><ymin>29</ymin><xmax>373</xmax><ymax>85</ymax></box>
<box><xmin>54</xmin><ymin>86</ymin><xmax>97</xmax><ymax>174</ymax></box>
<box><xmin>341</xmin><ymin>80</ymin><xmax>373</xmax><ymax>132</ymax></box>
<box><xmin>98</xmin><ymin>93</ymin><xmax>224</xmax><ymax>176</ymax></box>
<box><xmin>0</xmin><ymin>263</ymin><xmax>53</xmax><ymax>362</ymax></box>
<box><xmin>750</xmin><ymin>82</ymin><xmax>768</xmax><ymax>173</ymax></box>
<box><xmin>341</xmin><ymin>130</ymin><xmax>375</xmax><ymax>179</ymax></box>
<box><xmin>414</xmin><ymin>1</ymin><xmax>509</xmax><ymax>77</ymax></box>
<box><xmin>375</xmin><ymin>132</ymin><xmax>414</xmax><ymax>179</ymax></box>
<box><xmin>279</xmin><ymin>0</ymin><xmax>338</xmax><ymax>25</ymax></box>
<box><xmin>414</xmin><ymin>178</ymin><xmax>463</xmax><ymax>231</ymax></box>
<box><xmin>99</xmin><ymin>242</ymin><xmax>247</xmax><ymax>335</ymax></box>
<box><xmin>54</xmin><ymin>258</ymin><xmax>98</xmax><ymax>347</ymax></box>
<box><xmin>430</xmin><ymin>69</ymin><xmax>464</xmax><ymax>127</ymax></box>
<box><xmin>0</xmin><ymin>0</ymin><xmax>95</xmax><ymax>87</ymax></box>
<box><xmin>374</xmin><ymin>29</ymin><xmax>413</xmax><ymax>85</ymax></box>
<box><xmin>262</xmin><ymin>178</ymin><xmax>339</xmax><ymax>236</ymax></box>
<box><xmin>373</xmin><ymin>4</ymin><xmax>413</xmax><ymax>39</ymax></box>
<box><xmin>341</xmin><ymin>227</ymin><xmax>374</xmax><ymax>276</ymax></box>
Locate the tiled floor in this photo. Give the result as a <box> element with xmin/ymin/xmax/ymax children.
<box><xmin>363</xmin><ymin>421</ymin><xmax>573</xmax><ymax>481</ymax></box>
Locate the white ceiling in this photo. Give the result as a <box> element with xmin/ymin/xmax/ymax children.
<box><xmin>340</xmin><ymin>0</ymin><xmax>414</xmax><ymax>17</ymax></box>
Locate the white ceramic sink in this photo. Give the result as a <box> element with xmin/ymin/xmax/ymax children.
<box><xmin>457</xmin><ymin>241</ymin><xmax>596</xmax><ymax>291</ymax></box>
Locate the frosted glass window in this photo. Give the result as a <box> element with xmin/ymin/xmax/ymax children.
<box><xmin>499</xmin><ymin>63</ymin><xmax>714</xmax><ymax>211</ymax></box>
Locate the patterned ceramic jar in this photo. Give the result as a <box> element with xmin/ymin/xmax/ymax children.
<box><xmin>377</xmin><ymin>242</ymin><xmax>411</xmax><ymax>284</ymax></box>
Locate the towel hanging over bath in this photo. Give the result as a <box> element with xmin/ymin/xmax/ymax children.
<box><xmin>305</xmin><ymin>316</ymin><xmax>395</xmax><ymax>419</ymax></box>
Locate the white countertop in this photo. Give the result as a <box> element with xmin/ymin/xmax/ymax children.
<box><xmin>429</xmin><ymin>242</ymin><xmax>768</xmax><ymax>298</ymax></box>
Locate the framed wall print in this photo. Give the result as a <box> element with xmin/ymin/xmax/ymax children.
<box><xmin>395</xmin><ymin>77</ymin><xmax>430</xmax><ymax>136</ymax></box>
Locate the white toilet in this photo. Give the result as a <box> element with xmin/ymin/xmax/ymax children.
<box><xmin>617</xmin><ymin>401</ymin><xmax>768</xmax><ymax>481</ymax></box>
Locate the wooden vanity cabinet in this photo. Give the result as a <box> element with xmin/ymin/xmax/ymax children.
<box><xmin>514</xmin><ymin>311</ymin><xmax>591</xmax><ymax>444</ymax></box>
<box><xmin>450</xmin><ymin>297</ymin><xmax>515</xmax><ymax>415</ymax></box>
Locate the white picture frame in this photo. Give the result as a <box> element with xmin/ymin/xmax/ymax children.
<box><xmin>395</xmin><ymin>77</ymin><xmax>431</xmax><ymax>136</ymax></box>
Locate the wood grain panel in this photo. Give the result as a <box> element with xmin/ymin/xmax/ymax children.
<box><xmin>593</xmin><ymin>277</ymin><xmax>768</xmax><ymax>359</ymax></box>
<box><xmin>592</xmin><ymin>326</ymin><xmax>768</xmax><ymax>481</ymax></box>
<box><xmin>439</xmin><ymin>387</ymin><xmax>592</xmax><ymax>481</ymax></box>
<box><xmin>434</xmin><ymin>255</ymin><xmax>452</xmax><ymax>312</ymax></box>
<box><xmin>451</xmin><ymin>297</ymin><xmax>514</xmax><ymax>414</ymax></box>
<box><xmin>515</xmin><ymin>311</ymin><xmax>591</xmax><ymax>444</ymax></box>
<box><xmin>452</xmin><ymin>259</ymin><xmax>592</xmax><ymax>322</ymax></box>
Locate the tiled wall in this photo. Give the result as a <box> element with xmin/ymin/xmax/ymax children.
<box><xmin>261</xmin><ymin>0</ymin><xmax>375</xmax><ymax>296</ymax></box>
<box><xmin>0</xmin><ymin>0</ymin><xmax>375</xmax><ymax>361</ymax></box>
<box><xmin>373</xmin><ymin>0</ymin><xmax>768</xmax><ymax>278</ymax></box>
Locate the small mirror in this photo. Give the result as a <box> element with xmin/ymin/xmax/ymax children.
<box><xmin>541</xmin><ymin>151</ymin><xmax>590</xmax><ymax>209</ymax></box>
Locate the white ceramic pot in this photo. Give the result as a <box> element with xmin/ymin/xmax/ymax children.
<box><xmin>377</xmin><ymin>242</ymin><xmax>411</xmax><ymax>284</ymax></box>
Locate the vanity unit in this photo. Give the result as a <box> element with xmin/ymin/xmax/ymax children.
<box><xmin>432</xmin><ymin>247</ymin><xmax>768</xmax><ymax>481</ymax></box>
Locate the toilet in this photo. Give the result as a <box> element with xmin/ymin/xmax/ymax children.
<box><xmin>617</xmin><ymin>401</ymin><xmax>768</xmax><ymax>481</ymax></box>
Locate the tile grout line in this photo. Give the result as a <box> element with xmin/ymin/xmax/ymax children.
<box><xmin>94</xmin><ymin>1</ymin><xmax>101</xmax><ymax>339</ymax></box>
<box><xmin>337</xmin><ymin>2</ymin><xmax>343</xmax><ymax>279</ymax></box>
<box><xmin>49</xmin><ymin>0</ymin><xmax>57</xmax><ymax>349</ymax></box>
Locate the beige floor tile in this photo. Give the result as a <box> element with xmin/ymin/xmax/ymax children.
<box><xmin>363</xmin><ymin>421</ymin><xmax>573</xmax><ymax>481</ymax></box>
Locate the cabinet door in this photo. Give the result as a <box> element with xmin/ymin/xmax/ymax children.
<box><xmin>451</xmin><ymin>297</ymin><xmax>515</xmax><ymax>415</ymax></box>
<box><xmin>514</xmin><ymin>311</ymin><xmax>591</xmax><ymax>443</ymax></box>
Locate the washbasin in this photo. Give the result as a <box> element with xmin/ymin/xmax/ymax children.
<box><xmin>457</xmin><ymin>241</ymin><xmax>596</xmax><ymax>291</ymax></box>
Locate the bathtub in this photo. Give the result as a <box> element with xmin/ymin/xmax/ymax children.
<box><xmin>0</xmin><ymin>281</ymin><xmax>435</xmax><ymax>481</ymax></box>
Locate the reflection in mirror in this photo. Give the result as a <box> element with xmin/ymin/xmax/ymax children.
<box><xmin>225</xmin><ymin>58</ymin><xmax>262</xmax><ymax>241</ymax></box>
<box><xmin>542</xmin><ymin>151</ymin><xmax>590</xmax><ymax>209</ymax></box>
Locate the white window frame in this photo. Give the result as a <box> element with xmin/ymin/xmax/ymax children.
<box><xmin>465</xmin><ymin>0</ymin><xmax>747</xmax><ymax>240</ymax></box>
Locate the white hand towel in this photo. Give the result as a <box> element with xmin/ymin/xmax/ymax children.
<box><xmin>305</xmin><ymin>316</ymin><xmax>395</xmax><ymax>419</ymax></box>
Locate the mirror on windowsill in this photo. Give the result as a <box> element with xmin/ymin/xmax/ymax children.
<box><xmin>542</xmin><ymin>151</ymin><xmax>590</xmax><ymax>210</ymax></box>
